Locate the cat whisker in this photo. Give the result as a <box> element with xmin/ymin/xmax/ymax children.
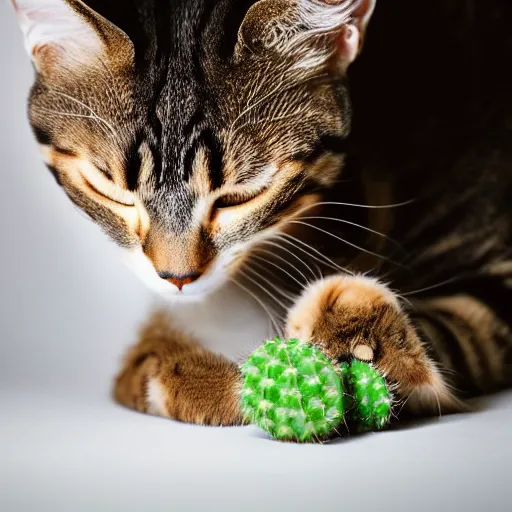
<box><xmin>435</xmin><ymin>365</ymin><xmax>460</xmax><ymax>378</ymax></box>
<box><xmin>289</xmin><ymin>220</ymin><xmax>407</xmax><ymax>270</ymax></box>
<box><xmin>255</xmin><ymin>239</ymin><xmax>316</xmax><ymax>282</ymax></box>
<box><xmin>241</xmin><ymin>62</ymin><xmax>272</xmax><ymax>108</ymax></box>
<box><xmin>248</xmin><ymin>256</ymin><xmax>300</xmax><ymax>292</ymax></box>
<box><xmin>277</xmin><ymin>232</ymin><xmax>354</xmax><ymax>275</ymax></box>
<box><xmin>396</xmin><ymin>294</ymin><xmax>415</xmax><ymax>309</ymax></box>
<box><xmin>239</xmin><ymin>268</ymin><xmax>292</xmax><ymax>312</ymax></box>
<box><xmin>49</xmin><ymin>90</ymin><xmax>120</xmax><ymax>142</ymax></box>
<box><xmin>232</xmin><ymin>106</ymin><xmax>309</xmax><ymax>140</ymax></box>
<box><xmin>266</xmin><ymin>237</ymin><xmax>318</xmax><ymax>282</ymax></box>
<box><xmin>248</xmin><ymin>252</ymin><xmax>309</xmax><ymax>290</ymax></box>
<box><xmin>433</xmin><ymin>387</ymin><xmax>443</xmax><ymax>418</ymax></box>
<box><xmin>92</xmin><ymin>57</ymin><xmax>128</xmax><ymax>122</ymax></box>
<box><xmin>311</xmin><ymin>262</ymin><xmax>324</xmax><ymax>281</ymax></box>
<box><xmin>227</xmin><ymin>79</ymin><xmax>286</xmax><ymax>147</ymax></box>
<box><xmin>298</xmin><ymin>216</ymin><xmax>406</xmax><ymax>253</ymax></box>
<box><xmin>243</xmin><ymin>264</ymin><xmax>297</xmax><ymax>303</ymax></box>
<box><xmin>295</xmin><ymin>199</ymin><xmax>416</xmax><ymax>214</ymax></box>
<box><xmin>395</xmin><ymin>393</ymin><xmax>412</xmax><ymax>419</ymax></box>
<box><xmin>231</xmin><ymin>277</ymin><xmax>283</xmax><ymax>339</ymax></box>
<box><xmin>400</xmin><ymin>276</ymin><xmax>466</xmax><ymax>297</ymax></box>
<box><xmin>226</xmin><ymin>72</ymin><xmax>329</xmax><ymax>152</ymax></box>
<box><xmin>39</xmin><ymin>109</ymin><xmax>116</xmax><ymax>141</ymax></box>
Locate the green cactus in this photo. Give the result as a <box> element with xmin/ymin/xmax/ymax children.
<box><xmin>241</xmin><ymin>338</ymin><xmax>344</xmax><ymax>441</ymax></box>
<box><xmin>241</xmin><ymin>338</ymin><xmax>392</xmax><ymax>442</ymax></box>
<box><xmin>339</xmin><ymin>360</ymin><xmax>392</xmax><ymax>432</ymax></box>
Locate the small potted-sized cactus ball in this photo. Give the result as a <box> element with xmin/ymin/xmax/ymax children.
<box><xmin>241</xmin><ymin>338</ymin><xmax>392</xmax><ymax>442</ymax></box>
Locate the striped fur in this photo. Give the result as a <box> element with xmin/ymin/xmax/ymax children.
<box><xmin>9</xmin><ymin>0</ymin><xmax>512</xmax><ymax>428</ymax></box>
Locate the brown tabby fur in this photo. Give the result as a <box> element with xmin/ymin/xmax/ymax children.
<box><xmin>10</xmin><ymin>0</ymin><xmax>512</xmax><ymax>431</ymax></box>
<box><xmin>115</xmin><ymin>312</ymin><xmax>243</xmax><ymax>425</ymax></box>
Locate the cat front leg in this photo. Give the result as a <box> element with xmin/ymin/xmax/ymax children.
<box><xmin>285</xmin><ymin>275</ymin><xmax>465</xmax><ymax>416</ymax></box>
<box><xmin>114</xmin><ymin>311</ymin><xmax>243</xmax><ymax>426</ymax></box>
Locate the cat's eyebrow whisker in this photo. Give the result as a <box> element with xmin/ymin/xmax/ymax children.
<box><xmin>39</xmin><ymin>108</ymin><xmax>116</xmax><ymax>142</ymax></box>
<box><xmin>277</xmin><ymin>232</ymin><xmax>354</xmax><ymax>276</ymax></box>
<box><xmin>227</xmin><ymin>77</ymin><xmax>287</xmax><ymax>149</ymax></box>
<box><xmin>51</xmin><ymin>90</ymin><xmax>102</xmax><ymax>117</ymax></box>
<box><xmin>226</xmin><ymin>72</ymin><xmax>329</xmax><ymax>152</ymax></box>
<box><xmin>240</xmin><ymin>62</ymin><xmax>271</xmax><ymax>108</ymax></box>
<box><xmin>289</xmin><ymin>220</ymin><xmax>407</xmax><ymax>270</ymax></box>
<box><xmin>49</xmin><ymin>90</ymin><xmax>120</xmax><ymax>142</ymax></box>
<box><xmin>232</xmin><ymin>106</ymin><xmax>309</xmax><ymax>141</ymax></box>
<box><xmin>231</xmin><ymin>277</ymin><xmax>284</xmax><ymax>339</ymax></box>
<box><xmin>92</xmin><ymin>57</ymin><xmax>127</xmax><ymax>122</ymax></box>
<box><xmin>298</xmin><ymin>216</ymin><xmax>406</xmax><ymax>252</ymax></box>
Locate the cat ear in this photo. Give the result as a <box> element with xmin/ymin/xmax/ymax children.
<box><xmin>329</xmin><ymin>0</ymin><xmax>376</xmax><ymax>69</ymax></box>
<box><xmin>11</xmin><ymin>0</ymin><xmax>133</xmax><ymax>74</ymax></box>
<box><xmin>237</xmin><ymin>0</ymin><xmax>376</xmax><ymax>73</ymax></box>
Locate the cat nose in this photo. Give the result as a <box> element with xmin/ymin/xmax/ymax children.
<box><xmin>158</xmin><ymin>272</ymin><xmax>202</xmax><ymax>291</ymax></box>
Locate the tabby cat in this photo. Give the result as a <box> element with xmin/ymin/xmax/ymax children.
<box><xmin>10</xmin><ymin>0</ymin><xmax>512</xmax><ymax>427</ymax></box>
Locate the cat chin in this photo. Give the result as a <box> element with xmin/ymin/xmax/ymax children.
<box><xmin>121</xmin><ymin>247</ymin><xmax>232</xmax><ymax>304</ymax></box>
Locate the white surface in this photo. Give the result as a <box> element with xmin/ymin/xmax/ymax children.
<box><xmin>2</xmin><ymin>387</ymin><xmax>512</xmax><ymax>511</ymax></box>
<box><xmin>1</xmin><ymin>3</ymin><xmax>512</xmax><ymax>511</ymax></box>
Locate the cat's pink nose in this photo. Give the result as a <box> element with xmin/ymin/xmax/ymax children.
<box><xmin>159</xmin><ymin>272</ymin><xmax>201</xmax><ymax>291</ymax></box>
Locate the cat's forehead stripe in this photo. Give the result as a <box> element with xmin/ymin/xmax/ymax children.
<box><xmin>125</xmin><ymin>137</ymin><xmax>145</xmax><ymax>191</ymax></box>
<box><xmin>178</xmin><ymin>125</ymin><xmax>225</xmax><ymax>190</ymax></box>
<box><xmin>20</xmin><ymin>0</ymin><xmax>354</xmax><ymax>256</ymax></box>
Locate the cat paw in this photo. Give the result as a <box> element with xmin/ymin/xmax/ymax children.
<box><xmin>285</xmin><ymin>275</ymin><xmax>459</xmax><ymax>414</ymax></box>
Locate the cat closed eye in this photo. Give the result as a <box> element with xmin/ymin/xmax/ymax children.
<box><xmin>80</xmin><ymin>162</ymin><xmax>136</xmax><ymax>207</ymax></box>
<box><xmin>212</xmin><ymin>191</ymin><xmax>264</xmax><ymax>210</ymax></box>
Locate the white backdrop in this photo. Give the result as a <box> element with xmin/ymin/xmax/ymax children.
<box><xmin>0</xmin><ymin>5</ymin><xmax>155</xmax><ymax>399</ymax></box>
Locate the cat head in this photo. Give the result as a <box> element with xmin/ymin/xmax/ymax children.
<box><xmin>12</xmin><ymin>0</ymin><xmax>375</xmax><ymax>302</ymax></box>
